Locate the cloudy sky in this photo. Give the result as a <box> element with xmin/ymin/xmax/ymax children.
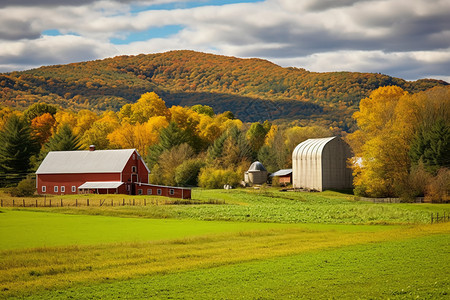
<box><xmin>1</xmin><ymin>0</ymin><xmax>449</xmax><ymax>82</ymax></box>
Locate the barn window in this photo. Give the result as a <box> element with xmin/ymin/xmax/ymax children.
<box><xmin>147</xmin><ymin>189</ymin><xmax>152</xmax><ymax>195</ymax></box>
<box><xmin>61</xmin><ymin>186</ymin><xmax>65</xmax><ymax>193</ymax></box>
<box><xmin>133</xmin><ymin>154</ymin><xmax>136</xmax><ymax>160</ymax></box>
<box><xmin>132</xmin><ymin>166</ymin><xmax>137</xmax><ymax>173</ymax></box>
<box><xmin>169</xmin><ymin>189</ymin><xmax>174</xmax><ymax>195</ymax></box>
<box><xmin>72</xmin><ymin>186</ymin><xmax>76</xmax><ymax>193</ymax></box>
<box><xmin>138</xmin><ymin>189</ymin><xmax>143</xmax><ymax>195</ymax></box>
<box><xmin>54</xmin><ymin>186</ymin><xmax>58</xmax><ymax>193</ymax></box>
<box><xmin>157</xmin><ymin>189</ymin><xmax>162</xmax><ymax>195</ymax></box>
<box><xmin>42</xmin><ymin>186</ymin><xmax>46</xmax><ymax>193</ymax></box>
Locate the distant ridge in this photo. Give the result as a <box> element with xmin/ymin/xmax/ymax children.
<box><xmin>0</xmin><ymin>50</ymin><xmax>447</xmax><ymax>129</ymax></box>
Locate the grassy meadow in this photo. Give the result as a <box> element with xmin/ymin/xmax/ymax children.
<box><xmin>0</xmin><ymin>188</ymin><xmax>449</xmax><ymax>299</ymax></box>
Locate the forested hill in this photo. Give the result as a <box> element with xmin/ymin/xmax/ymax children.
<box><xmin>0</xmin><ymin>50</ymin><xmax>447</xmax><ymax>129</ymax></box>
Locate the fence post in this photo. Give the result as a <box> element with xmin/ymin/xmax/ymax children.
<box><xmin>87</xmin><ymin>199</ymin><xmax>89</xmax><ymax>206</ymax></box>
<box><xmin>49</xmin><ymin>199</ymin><xmax>52</xmax><ymax>207</ymax></box>
<box><xmin>123</xmin><ymin>199</ymin><xmax>125</xmax><ymax>206</ymax></box>
<box><xmin>111</xmin><ymin>199</ymin><xmax>113</xmax><ymax>206</ymax></box>
<box><xmin>1</xmin><ymin>199</ymin><xmax>2</xmax><ymax>207</ymax></box>
<box><xmin>133</xmin><ymin>199</ymin><xmax>135</xmax><ymax>206</ymax></box>
<box><xmin>437</xmin><ymin>212</ymin><xmax>439</xmax><ymax>223</ymax></box>
<box><xmin>61</xmin><ymin>199</ymin><xmax>63</xmax><ymax>207</ymax></box>
<box><xmin>36</xmin><ymin>199</ymin><xmax>38</xmax><ymax>207</ymax></box>
<box><xmin>12</xmin><ymin>199</ymin><xmax>14</xmax><ymax>207</ymax></box>
<box><xmin>144</xmin><ymin>199</ymin><xmax>146</xmax><ymax>206</ymax></box>
<box><xmin>23</xmin><ymin>199</ymin><xmax>25</xmax><ymax>207</ymax></box>
<box><xmin>76</xmin><ymin>199</ymin><xmax>78</xmax><ymax>207</ymax></box>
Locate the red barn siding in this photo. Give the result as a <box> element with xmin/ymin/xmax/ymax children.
<box><xmin>121</xmin><ymin>151</ymin><xmax>149</xmax><ymax>184</ymax></box>
<box><xmin>137</xmin><ymin>184</ymin><xmax>191</xmax><ymax>199</ymax></box>
<box><xmin>37</xmin><ymin>173</ymin><xmax>121</xmax><ymax>195</ymax></box>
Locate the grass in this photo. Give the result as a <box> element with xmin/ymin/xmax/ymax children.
<box><xmin>8</xmin><ymin>188</ymin><xmax>446</xmax><ymax>225</ymax></box>
<box><xmin>15</xmin><ymin>233</ymin><xmax>450</xmax><ymax>300</ymax></box>
<box><xmin>0</xmin><ymin>209</ymin><xmax>297</xmax><ymax>250</ymax></box>
<box><xmin>1</xmin><ymin>221</ymin><xmax>448</xmax><ymax>299</ymax></box>
<box><xmin>0</xmin><ymin>188</ymin><xmax>449</xmax><ymax>299</ymax></box>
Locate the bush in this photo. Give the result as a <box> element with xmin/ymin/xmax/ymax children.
<box><xmin>198</xmin><ymin>167</ymin><xmax>242</xmax><ymax>189</ymax></box>
<box><xmin>175</xmin><ymin>159</ymin><xmax>206</xmax><ymax>186</ymax></box>
<box><xmin>425</xmin><ymin>168</ymin><xmax>450</xmax><ymax>203</ymax></box>
<box><xmin>10</xmin><ymin>177</ymin><xmax>36</xmax><ymax>197</ymax></box>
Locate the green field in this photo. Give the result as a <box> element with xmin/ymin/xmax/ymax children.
<box><xmin>0</xmin><ymin>189</ymin><xmax>449</xmax><ymax>299</ymax></box>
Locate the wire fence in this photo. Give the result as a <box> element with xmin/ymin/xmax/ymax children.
<box><xmin>0</xmin><ymin>197</ymin><xmax>225</xmax><ymax>207</ymax></box>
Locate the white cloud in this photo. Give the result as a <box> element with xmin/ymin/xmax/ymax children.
<box><xmin>0</xmin><ymin>0</ymin><xmax>448</xmax><ymax>82</ymax></box>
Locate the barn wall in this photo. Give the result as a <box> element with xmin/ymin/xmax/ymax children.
<box><xmin>321</xmin><ymin>138</ymin><xmax>353</xmax><ymax>190</ymax></box>
<box><xmin>136</xmin><ymin>184</ymin><xmax>191</xmax><ymax>199</ymax></box>
<box><xmin>37</xmin><ymin>173</ymin><xmax>120</xmax><ymax>195</ymax></box>
<box><xmin>122</xmin><ymin>151</ymin><xmax>149</xmax><ymax>184</ymax></box>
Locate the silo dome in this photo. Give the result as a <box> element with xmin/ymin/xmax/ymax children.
<box><xmin>248</xmin><ymin>161</ymin><xmax>267</xmax><ymax>172</ymax></box>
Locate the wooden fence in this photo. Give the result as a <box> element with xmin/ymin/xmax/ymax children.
<box><xmin>431</xmin><ymin>212</ymin><xmax>450</xmax><ymax>224</ymax></box>
<box><xmin>357</xmin><ymin>197</ymin><xmax>424</xmax><ymax>203</ymax></box>
<box><xmin>0</xmin><ymin>198</ymin><xmax>225</xmax><ymax>208</ymax></box>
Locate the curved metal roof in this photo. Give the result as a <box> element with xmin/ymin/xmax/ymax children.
<box><xmin>248</xmin><ymin>161</ymin><xmax>267</xmax><ymax>172</ymax></box>
<box><xmin>292</xmin><ymin>136</ymin><xmax>337</xmax><ymax>160</ymax></box>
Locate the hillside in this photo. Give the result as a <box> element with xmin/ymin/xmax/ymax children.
<box><xmin>0</xmin><ymin>50</ymin><xmax>447</xmax><ymax>129</ymax></box>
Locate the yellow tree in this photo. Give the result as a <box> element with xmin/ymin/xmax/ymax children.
<box><xmin>30</xmin><ymin>113</ymin><xmax>56</xmax><ymax>146</ymax></box>
<box><xmin>108</xmin><ymin>116</ymin><xmax>168</xmax><ymax>155</ymax></box>
<box><xmin>81</xmin><ymin>111</ymin><xmax>120</xmax><ymax>149</ymax></box>
<box><xmin>54</xmin><ymin>110</ymin><xmax>77</xmax><ymax>132</ymax></box>
<box><xmin>74</xmin><ymin>110</ymin><xmax>99</xmax><ymax>136</ymax></box>
<box><xmin>350</xmin><ymin>86</ymin><xmax>410</xmax><ymax>197</ymax></box>
<box><xmin>130</xmin><ymin>92</ymin><xmax>170</xmax><ymax>124</ymax></box>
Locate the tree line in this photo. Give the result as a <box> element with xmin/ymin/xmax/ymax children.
<box><xmin>0</xmin><ymin>86</ymin><xmax>448</xmax><ymax>202</ymax></box>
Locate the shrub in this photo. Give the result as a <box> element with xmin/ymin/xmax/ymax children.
<box><xmin>198</xmin><ymin>167</ymin><xmax>242</xmax><ymax>189</ymax></box>
<box><xmin>175</xmin><ymin>159</ymin><xmax>206</xmax><ymax>186</ymax></box>
<box><xmin>425</xmin><ymin>168</ymin><xmax>450</xmax><ymax>203</ymax></box>
<box><xmin>10</xmin><ymin>177</ymin><xmax>36</xmax><ymax>197</ymax></box>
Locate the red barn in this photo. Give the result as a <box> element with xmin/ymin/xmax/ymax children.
<box><xmin>35</xmin><ymin>147</ymin><xmax>191</xmax><ymax>198</ymax></box>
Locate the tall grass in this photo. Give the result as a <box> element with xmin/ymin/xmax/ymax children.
<box><xmin>1</xmin><ymin>222</ymin><xmax>448</xmax><ymax>298</ymax></box>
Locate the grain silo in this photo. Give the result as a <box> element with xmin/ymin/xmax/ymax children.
<box><xmin>244</xmin><ymin>161</ymin><xmax>268</xmax><ymax>185</ymax></box>
<box><xmin>292</xmin><ymin>136</ymin><xmax>353</xmax><ymax>191</ymax></box>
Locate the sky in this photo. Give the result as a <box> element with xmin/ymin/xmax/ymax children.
<box><xmin>0</xmin><ymin>0</ymin><xmax>449</xmax><ymax>82</ymax></box>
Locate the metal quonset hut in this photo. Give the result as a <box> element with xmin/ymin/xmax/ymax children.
<box><xmin>292</xmin><ymin>136</ymin><xmax>353</xmax><ymax>191</ymax></box>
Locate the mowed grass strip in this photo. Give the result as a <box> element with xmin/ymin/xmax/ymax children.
<box><xmin>0</xmin><ymin>209</ymin><xmax>290</xmax><ymax>250</ymax></box>
<box><xmin>1</xmin><ymin>222</ymin><xmax>448</xmax><ymax>298</ymax></box>
<box><xmin>19</xmin><ymin>233</ymin><xmax>450</xmax><ymax>300</ymax></box>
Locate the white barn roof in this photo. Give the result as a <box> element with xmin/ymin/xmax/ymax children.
<box><xmin>270</xmin><ymin>169</ymin><xmax>292</xmax><ymax>177</ymax></box>
<box><xmin>78</xmin><ymin>181</ymin><xmax>124</xmax><ymax>189</ymax></box>
<box><xmin>36</xmin><ymin>149</ymin><xmax>146</xmax><ymax>174</ymax></box>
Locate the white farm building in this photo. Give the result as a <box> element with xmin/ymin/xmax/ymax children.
<box><xmin>292</xmin><ymin>136</ymin><xmax>353</xmax><ymax>191</ymax></box>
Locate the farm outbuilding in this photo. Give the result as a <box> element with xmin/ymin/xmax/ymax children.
<box><xmin>244</xmin><ymin>161</ymin><xmax>268</xmax><ymax>185</ymax></box>
<box><xmin>36</xmin><ymin>147</ymin><xmax>191</xmax><ymax>198</ymax></box>
<box><xmin>269</xmin><ymin>169</ymin><xmax>292</xmax><ymax>185</ymax></box>
<box><xmin>292</xmin><ymin>136</ymin><xmax>353</xmax><ymax>191</ymax></box>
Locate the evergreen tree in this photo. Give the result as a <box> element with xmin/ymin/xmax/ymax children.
<box><xmin>146</xmin><ymin>122</ymin><xmax>189</xmax><ymax>168</ymax></box>
<box><xmin>409</xmin><ymin>118</ymin><xmax>450</xmax><ymax>174</ymax></box>
<box><xmin>35</xmin><ymin>124</ymin><xmax>81</xmax><ymax>169</ymax></box>
<box><xmin>44</xmin><ymin>123</ymin><xmax>81</xmax><ymax>152</ymax></box>
<box><xmin>0</xmin><ymin>115</ymin><xmax>39</xmax><ymax>175</ymax></box>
